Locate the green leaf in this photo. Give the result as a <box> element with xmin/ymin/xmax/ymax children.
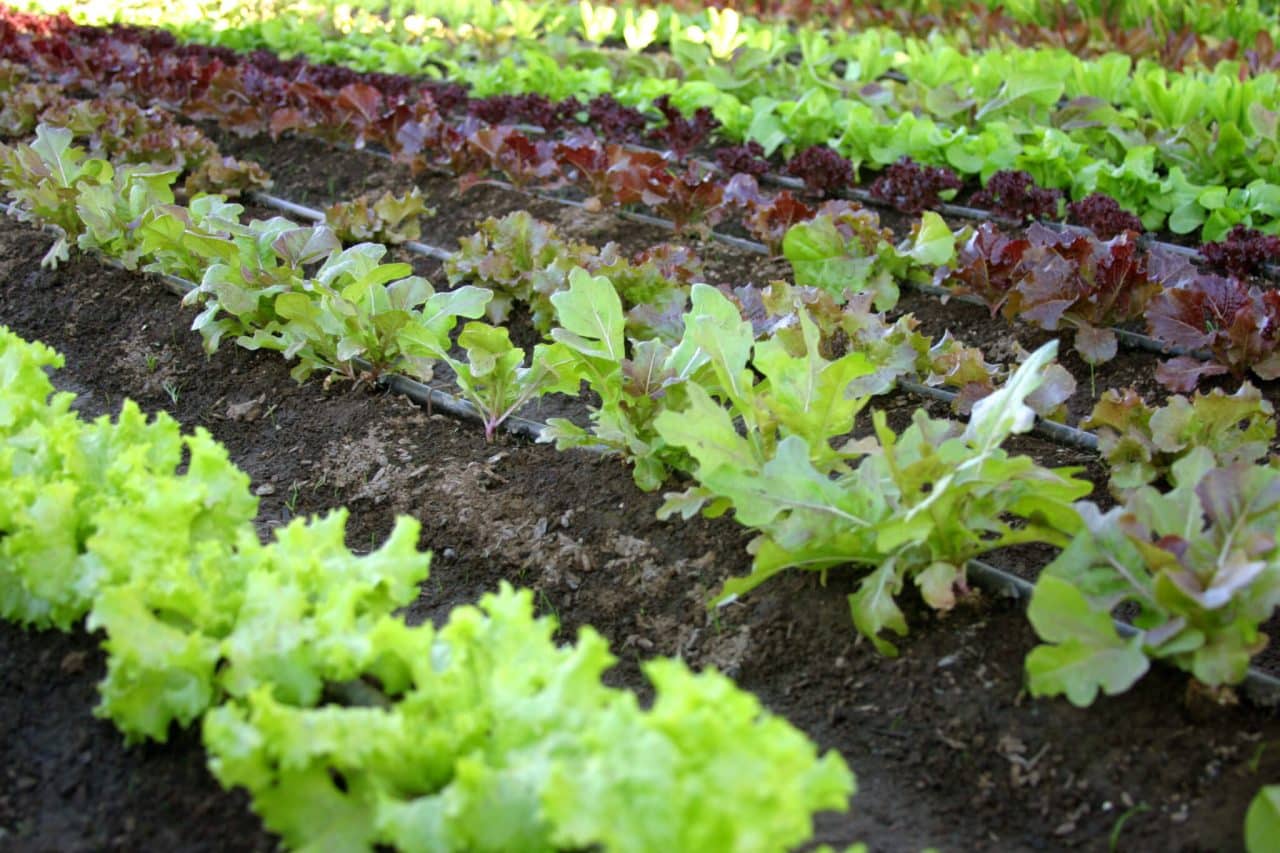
<box><xmin>783</xmin><ymin>217</ymin><xmax>878</xmax><ymax>303</ymax></box>
<box><xmin>848</xmin><ymin>560</ymin><xmax>907</xmax><ymax>656</ymax></box>
<box><xmin>549</xmin><ymin>267</ymin><xmax>625</xmax><ymax>365</ymax></box>
<box><xmin>1246</xmin><ymin>786</ymin><xmax>1280</xmax><ymax>853</ymax></box>
<box><xmin>901</xmin><ymin>211</ymin><xmax>955</xmax><ymax>266</ymax></box>
<box><xmin>1025</xmin><ymin>576</ymin><xmax>1149</xmax><ymax>706</ymax></box>
<box><xmin>964</xmin><ymin>340</ymin><xmax>1056</xmax><ymax>452</ymax></box>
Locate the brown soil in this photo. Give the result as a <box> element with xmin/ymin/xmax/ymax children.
<box><xmin>4</xmin><ymin>140</ymin><xmax>1280</xmax><ymax>853</ymax></box>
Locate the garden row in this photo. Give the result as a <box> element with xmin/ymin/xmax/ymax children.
<box><xmin>10</xmin><ymin>4</ymin><xmax>1280</xmax><ymax>244</ymax></box>
<box><xmin>0</xmin><ymin>322</ymin><xmax>855</xmax><ymax>850</ymax></box>
<box><xmin>3</xmin><ymin>19</ymin><xmax>1280</xmax><ymax>397</ymax></box>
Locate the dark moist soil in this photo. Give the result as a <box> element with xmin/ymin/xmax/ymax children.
<box><xmin>5</xmin><ymin>183</ymin><xmax>1280</xmax><ymax>851</ymax></box>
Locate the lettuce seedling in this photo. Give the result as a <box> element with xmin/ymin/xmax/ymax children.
<box><xmin>1027</xmin><ymin>449</ymin><xmax>1280</xmax><ymax>705</ymax></box>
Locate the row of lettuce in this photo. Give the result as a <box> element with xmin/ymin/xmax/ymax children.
<box><xmin>5</xmin><ymin>5</ymin><xmax>1280</xmax><ymax>244</ymax></box>
<box><xmin>605</xmin><ymin>0</ymin><xmax>1280</xmax><ymax>59</ymax></box>
<box><xmin>0</xmin><ymin>325</ymin><xmax>855</xmax><ymax>850</ymax></box>
<box><xmin>27</xmin><ymin>0</ymin><xmax>1280</xmax><ymax>61</ymax></box>
<box><xmin>17</xmin><ymin>1</ymin><xmax>1280</xmax><ymax>244</ymax></box>
<box><xmin>9</xmin><ymin>115</ymin><xmax>1280</xmax><ymax>714</ymax></box>
<box><xmin>2</xmin><ymin>32</ymin><xmax>1279</xmax><ymax>400</ymax></box>
<box><xmin>8</xmin><ymin>77</ymin><xmax>1277</xmax><ymax>452</ymax></box>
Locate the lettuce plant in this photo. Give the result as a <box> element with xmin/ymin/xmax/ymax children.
<box><xmin>1147</xmin><ymin>274</ymin><xmax>1280</xmax><ymax>391</ymax></box>
<box><xmin>242</xmin><ymin>243</ymin><xmax>492</xmax><ymax>383</ymax></box>
<box><xmin>1027</xmin><ymin>449</ymin><xmax>1280</xmax><ymax>705</ymax></box>
<box><xmin>1084</xmin><ymin>384</ymin><xmax>1275</xmax><ymax>492</ymax></box>
<box><xmin>783</xmin><ymin>207</ymin><xmax>955</xmax><ymax>310</ymax></box>
<box><xmin>323</xmin><ymin>187</ymin><xmax>435</xmax><ymax>245</ymax></box>
<box><xmin>658</xmin><ymin>341</ymin><xmax>1089</xmax><ymax>653</ymax></box>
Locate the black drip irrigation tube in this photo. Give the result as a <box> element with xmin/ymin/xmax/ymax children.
<box><xmin>4</xmin><ymin>199</ymin><xmax>1279</xmax><ymax>708</ymax></box>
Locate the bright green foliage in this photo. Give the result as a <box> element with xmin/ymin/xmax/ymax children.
<box><xmin>542</xmin><ymin>657</ymin><xmax>854</xmax><ymax>852</ymax></box>
<box><xmin>2</xmin><ymin>327</ymin><xmax>855</xmax><ymax>848</ymax></box>
<box><xmin>204</xmin><ymin>585</ymin><xmax>854</xmax><ymax>853</ymax></box>
<box><xmin>91</xmin><ymin>512</ymin><xmax>427</xmax><ymax>742</ymax></box>
<box><xmin>0</xmin><ymin>124</ymin><xmax>116</xmax><ymax>265</ymax></box>
<box><xmin>546</xmin><ymin>276</ymin><xmax>886</xmax><ymax>491</ymax></box>
<box><xmin>0</xmin><ymin>327</ymin><xmax>256</xmax><ymax>633</ymax></box>
<box><xmin>1023</xmin><ymin>576</ymin><xmax>1149</xmax><ymax>707</ymax></box>
<box><xmin>782</xmin><ymin>209</ymin><xmax>954</xmax><ymax>311</ymax></box>
<box><xmin>756</xmin><ymin>283</ymin><xmax>927</xmax><ymax>398</ymax></box>
<box><xmin>75</xmin><ymin>162</ymin><xmax>179</xmax><ymax>268</ymax></box>
<box><xmin>1027</xmin><ymin>449</ymin><xmax>1280</xmax><ymax>705</ymax></box>
<box><xmin>240</xmin><ymin>242</ymin><xmax>491</xmax><ymax>382</ymax></box>
<box><xmin>542</xmin><ymin>268</ymin><xmax>710</xmax><ymax>489</ymax></box>
<box><xmin>1247</xmin><ymin>786</ymin><xmax>1280</xmax><ymax>853</ymax></box>
<box><xmin>431</xmin><ymin>321</ymin><xmax>581</xmax><ymax>442</ymax></box>
<box><xmin>659</xmin><ymin>341</ymin><xmax>1089</xmax><ymax>653</ymax></box>
<box><xmin>683</xmin><ymin>282</ymin><xmax>879</xmax><ymax>469</ymax></box>
<box><xmin>1084</xmin><ymin>384</ymin><xmax>1275</xmax><ymax>493</ymax></box>
<box><xmin>137</xmin><ymin>194</ymin><xmax>261</xmax><ymax>284</ymax></box>
<box><xmin>140</xmin><ymin>199</ymin><xmax>351</xmax><ymax>354</ymax></box>
<box><xmin>179</xmin><ymin>214</ymin><xmax>320</xmax><ymax>354</ymax></box>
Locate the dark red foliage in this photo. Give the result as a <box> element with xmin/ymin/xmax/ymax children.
<box><xmin>463</xmin><ymin>125</ymin><xmax>560</xmax><ymax>191</ymax></box>
<box><xmin>714</xmin><ymin>141</ymin><xmax>770</xmax><ymax>177</ymax></box>
<box><xmin>648</xmin><ymin>163</ymin><xmax>727</xmax><ymax>237</ymax></box>
<box><xmin>868</xmin><ymin>156</ymin><xmax>962</xmax><ymax>215</ymax></box>
<box><xmin>969</xmin><ymin>170</ymin><xmax>1062</xmax><ymax>222</ymax></box>
<box><xmin>940</xmin><ymin>223</ymin><xmax>1160</xmax><ymax>364</ymax></box>
<box><xmin>554</xmin><ymin>134</ymin><xmax>611</xmax><ymax>199</ymax></box>
<box><xmin>1200</xmin><ymin>224</ymin><xmax>1280</xmax><ymax>279</ymax></box>
<box><xmin>1067</xmin><ymin>192</ymin><xmax>1144</xmax><ymax>239</ymax></box>
<box><xmin>420</xmin><ymin>82</ymin><xmax>469</xmax><ymax>114</ymax></box>
<box><xmin>585</xmin><ymin>94</ymin><xmax>648</xmax><ymax>143</ymax></box>
<box><xmin>632</xmin><ymin>243</ymin><xmax>704</xmax><ymax>282</ymax></box>
<box><xmin>784</xmin><ymin>145</ymin><xmax>853</xmax><ymax>197</ymax></box>
<box><xmin>646</xmin><ymin>95</ymin><xmax>719</xmax><ymax>159</ymax></box>
<box><xmin>744</xmin><ymin>191</ymin><xmax>815</xmax><ymax>255</ymax></box>
<box><xmin>606</xmin><ymin>148</ymin><xmax>669</xmax><ymax>208</ymax></box>
<box><xmin>1147</xmin><ymin>275</ymin><xmax>1280</xmax><ymax>389</ymax></box>
<box><xmin>468</xmin><ymin>93</ymin><xmax>582</xmax><ymax>132</ymax></box>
